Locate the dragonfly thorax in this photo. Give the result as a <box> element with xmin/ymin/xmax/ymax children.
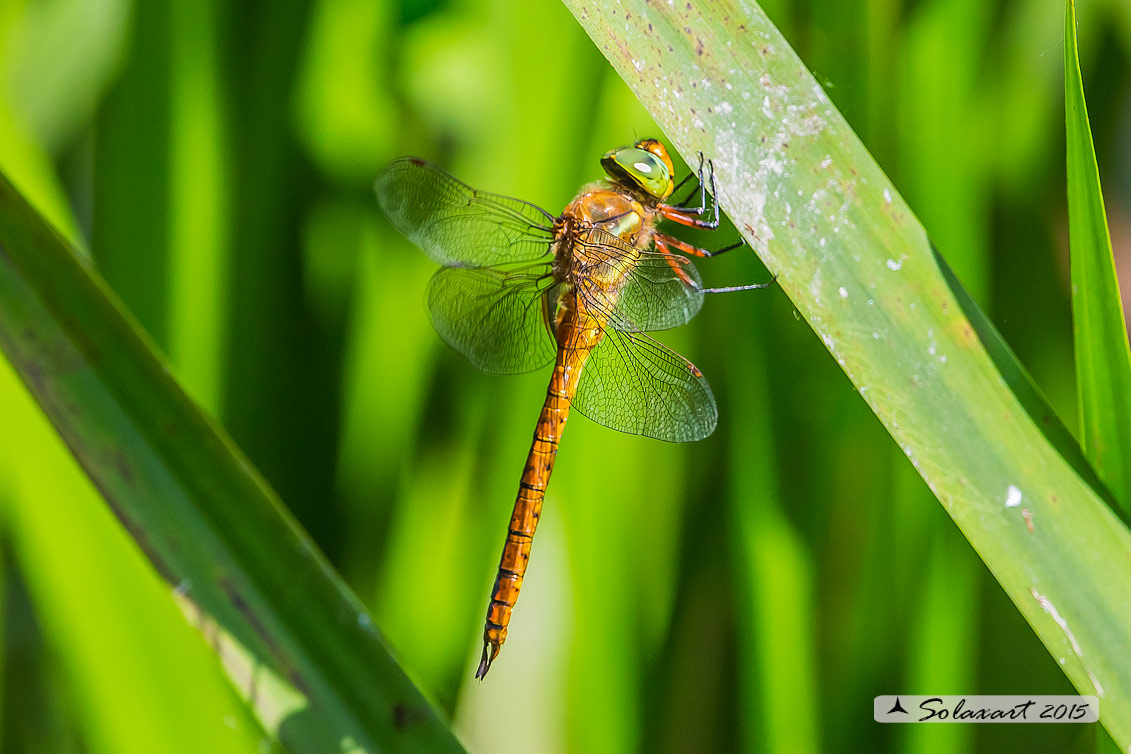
<box><xmin>564</xmin><ymin>186</ymin><xmax>652</xmax><ymax>243</ymax></box>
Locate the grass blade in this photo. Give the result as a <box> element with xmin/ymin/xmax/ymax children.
<box><xmin>1065</xmin><ymin>0</ymin><xmax>1131</xmax><ymax>512</ymax></box>
<box><xmin>561</xmin><ymin>0</ymin><xmax>1131</xmax><ymax>745</ymax></box>
<box><xmin>0</xmin><ymin>170</ymin><xmax>464</xmax><ymax>753</ymax></box>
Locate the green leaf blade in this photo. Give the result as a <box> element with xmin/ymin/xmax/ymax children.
<box><xmin>1065</xmin><ymin>0</ymin><xmax>1131</xmax><ymax>510</ymax></box>
<box><xmin>561</xmin><ymin>0</ymin><xmax>1131</xmax><ymax>746</ymax></box>
<box><xmin>0</xmin><ymin>171</ymin><xmax>465</xmax><ymax>754</ymax></box>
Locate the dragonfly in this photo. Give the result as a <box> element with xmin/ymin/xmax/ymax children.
<box><xmin>375</xmin><ymin>138</ymin><xmax>769</xmax><ymax>679</ymax></box>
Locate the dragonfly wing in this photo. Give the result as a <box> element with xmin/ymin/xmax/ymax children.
<box><xmin>570</xmin><ymin>328</ymin><xmax>717</xmax><ymax>442</ymax></box>
<box><xmin>427</xmin><ymin>263</ymin><xmax>558</xmax><ymax>374</ymax></box>
<box><xmin>578</xmin><ymin>229</ymin><xmax>704</xmax><ymax>332</ymax></box>
<box><xmin>377</xmin><ymin>157</ymin><xmax>557</xmax><ymax>267</ymax></box>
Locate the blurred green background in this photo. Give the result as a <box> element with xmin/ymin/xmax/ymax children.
<box><xmin>0</xmin><ymin>0</ymin><xmax>1127</xmax><ymax>751</ymax></box>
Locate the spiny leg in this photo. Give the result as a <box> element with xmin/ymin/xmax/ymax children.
<box><xmin>654</xmin><ymin>235</ymin><xmax>700</xmax><ymax>289</ymax></box>
<box><xmin>659</xmin><ymin>158</ymin><xmax>774</xmax><ymax>290</ymax></box>
<box><xmin>660</xmin><ymin>201</ymin><xmax>720</xmax><ymax>230</ymax></box>
<box><xmin>671</xmin><ymin>153</ymin><xmax>710</xmax><ymax>214</ymax></box>
<box><xmin>655</xmin><ymin>232</ymin><xmax>775</xmax><ymax>293</ymax></box>
<box><xmin>697</xmin><ymin>276</ymin><xmax>777</xmax><ymax>294</ymax></box>
<box><xmin>668</xmin><ymin>152</ymin><xmax>704</xmax><ymax>206</ymax></box>
<box><xmin>661</xmin><ymin>158</ymin><xmax>720</xmax><ymax>228</ymax></box>
<box><xmin>653</xmin><ymin>230</ymin><xmax>746</xmax><ymax>259</ymax></box>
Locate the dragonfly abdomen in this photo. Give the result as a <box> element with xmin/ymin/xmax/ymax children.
<box><xmin>476</xmin><ymin>338</ymin><xmax>590</xmax><ymax>679</ymax></box>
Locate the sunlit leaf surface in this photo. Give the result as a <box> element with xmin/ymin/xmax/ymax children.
<box><xmin>1065</xmin><ymin>0</ymin><xmax>1131</xmax><ymax>511</ymax></box>
<box><xmin>561</xmin><ymin>0</ymin><xmax>1131</xmax><ymax>746</ymax></box>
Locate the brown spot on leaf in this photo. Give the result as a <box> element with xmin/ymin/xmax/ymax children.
<box><xmin>113</xmin><ymin>449</ymin><xmax>134</xmax><ymax>487</ymax></box>
<box><xmin>393</xmin><ymin>703</ymin><xmax>423</xmax><ymax>730</ymax></box>
<box><xmin>219</xmin><ymin>577</ymin><xmax>309</xmax><ymax>695</ymax></box>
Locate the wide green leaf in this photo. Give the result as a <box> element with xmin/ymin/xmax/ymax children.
<box><xmin>1065</xmin><ymin>0</ymin><xmax>1131</xmax><ymax>512</ymax></box>
<box><xmin>0</xmin><ymin>171</ymin><xmax>464</xmax><ymax>753</ymax></box>
<box><xmin>560</xmin><ymin>0</ymin><xmax>1131</xmax><ymax>745</ymax></box>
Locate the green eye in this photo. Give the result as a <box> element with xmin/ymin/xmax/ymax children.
<box><xmin>601</xmin><ymin>147</ymin><xmax>673</xmax><ymax>198</ymax></box>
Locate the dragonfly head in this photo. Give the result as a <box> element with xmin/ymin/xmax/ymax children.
<box><xmin>601</xmin><ymin>138</ymin><xmax>675</xmax><ymax>200</ymax></box>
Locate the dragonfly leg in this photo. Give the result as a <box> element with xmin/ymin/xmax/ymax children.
<box><xmin>654</xmin><ymin>235</ymin><xmax>700</xmax><ymax>289</ymax></box>
<box><xmin>660</xmin><ymin>158</ymin><xmax>720</xmax><ymax>228</ymax></box>
<box><xmin>697</xmin><ymin>275</ymin><xmax>777</xmax><ymax>295</ymax></box>
<box><xmin>656</xmin><ymin>232</ymin><xmax>776</xmax><ymax>293</ymax></box>
<box><xmin>660</xmin><ymin>203</ymin><xmax>721</xmax><ymax>229</ymax></box>
<box><xmin>667</xmin><ymin>152</ymin><xmax>703</xmax><ymax>205</ymax></box>
<box><xmin>653</xmin><ymin>231</ymin><xmax>746</xmax><ymax>259</ymax></box>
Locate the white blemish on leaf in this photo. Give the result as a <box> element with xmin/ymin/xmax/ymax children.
<box><xmin>886</xmin><ymin>258</ymin><xmax>902</xmax><ymax>271</ymax></box>
<box><xmin>809</xmin><ymin>267</ymin><xmax>823</xmax><ymax>304</ymax></box>
<box><xmin>1031</xmin><ymin>588</ymin><xmax>1105</xmax><ymax>697</ymax></box>
<box><xmin>759</xmin><ymin>155</ymin><xmax>784</xmax><ymax>176</ymax></box>
<box><xmin>839</xmin><ymin>286</ymin><xmax>848</xmax><ymax>298</ymax></box>
<box><xmin>1005</xmin><ymin>484</ymin><xmax>1022</xmax><ymax>508</ymax></box>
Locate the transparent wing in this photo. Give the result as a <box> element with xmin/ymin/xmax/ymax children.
<box><xmin>570</xmin><ymin>328</ymin><xmax>717</xmax><ymax>442</ymax></box>
<box><xmin>376</xmin><ymin>157</ymin><xmax>557</xmax><ymax>267</ymax></box>
<box><xmin>613</xmin><ymin>251</ymin><xmax>704</xmax><ymax>331</ymax></box>
<box><xmin>575</xmin><ymin>229</ymin><xmax>704</xmax><ymax>333</ymax></box>
<box><xmin>427</xmin><ymin>262</ymin><xmax>557</xmax><ymax>374</ymax></box>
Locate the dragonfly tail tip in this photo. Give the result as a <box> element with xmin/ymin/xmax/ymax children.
<box><xmin>474</xmin><ymin>642</ymin><xmax>499</xmax><ymax>680</ymax></box>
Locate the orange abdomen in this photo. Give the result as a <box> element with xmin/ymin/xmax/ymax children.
<box><xmin>476</xmin><ymin>386</ymin><xmax>567</xmax><ymax>678</ymax></box>
<box><xmin>475</xmin><ymin>308</ymin><xmax>595</xmax><ymax>679</ymax></box>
